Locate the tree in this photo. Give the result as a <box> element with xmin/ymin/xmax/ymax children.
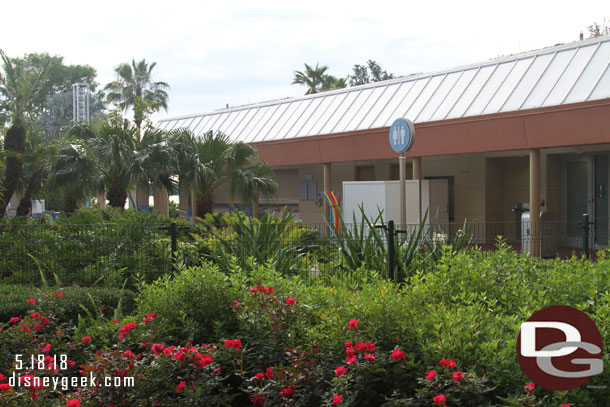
<box><xmin>38</xmin><ymin>90</ymin><xmax>105</xmax><ymax>142</ymax></box>
<box><xmin>292</xmin><ymin>63</ymin><xmax>329</xmax><ymax>95</ymax></box>
<box><xmin>104</xmin><ymin>59</ymin><xmax>169</xmax><ymax>129</ymax></box>
<box><xmin>348</xmin><ymin>60</ymin><xmax>394</xmax><ymax>86</ymax></box>
<box><xmin>320</xmin><ymin>75</ymin><xmax>347</xmax><ymax>92</ymax></box>
<box><xmin>134</xmin><ymin>126</ymin><xmax>177</xmax><ymax>215</ymax></box>
<box><xmin>229</xmin><ymin>159</ymin><xmax>278</xmax><ymax>218</ymax></box>
<box><xmin>588</xmin><ymin>20</ymin><xmax>610</xmax><ymax>38</ymax></box>
<box><xmin>70</xmin><ymin>118</ymin><xmax>140</xmax><ymax>208</ymax></box>
<box><xmin>48</xmin><ymin>140</ymin><xmax>99</xmax><ymax>213</ymax></box>
<box><xmin>15</xmin><ymin>130</ymin><xmax>56</xmax><ymax>216</ymax></box>
<box><xmin>169</xmin><ymin>129</ymin><xmax>278</xmax><ymax>219</ymax></box>
<box><xmin>0</xmin><ymin>49</ymin><xmax>57</xmax><ymax>217</ymax></box>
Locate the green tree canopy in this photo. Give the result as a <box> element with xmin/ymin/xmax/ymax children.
<box><xmin>292</xmin><ymin>63</ymin><xmax>347</xmax><ymax>94</ymax></box>
<box><xmin>348</xmin><ymin>60</ymin><xmax>394</xmax><ymax>86</ymax></box>
<box><xmin>104</xmin><ymin>59</ymin><xmax>169</xmax><ymax>129</ymax></box>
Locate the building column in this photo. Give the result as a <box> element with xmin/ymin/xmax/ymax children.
<box><xmin>323</xmin><ymin>163</ymin><xmax>332</xmax><ymax>235</ymax></box>
<box><xmin>413</xmin><ymin>157</ymin><xmax>422</xmax><ymax>223</ymax></box>
<box><xmin>529</xmin><ymin>149</ymin><xmax>541</xmax><ymax>257</ymax></box>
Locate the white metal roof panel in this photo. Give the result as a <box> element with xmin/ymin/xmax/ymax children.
<box><xmin>157</xmin><ymin>36</ymin><xmax>610</xmax><ymax>143</ymax></box>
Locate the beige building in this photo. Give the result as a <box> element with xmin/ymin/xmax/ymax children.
<box><xmin>159</xmin><ymin>36</ymin><xmax>610</xmax><ymax>255</ymax></box>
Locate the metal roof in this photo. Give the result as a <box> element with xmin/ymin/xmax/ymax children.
<box><xmin>158</xmin><ymin>35</ymin><xmax>610</xmax><ymax>143</ymax></box>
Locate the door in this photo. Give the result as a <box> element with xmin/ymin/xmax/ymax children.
<box><xmin>594</xmin><ymin>155</ymin><xmax>609</xmax><ymax>246</ymax></box>
<box><xmin>566</xmin><ymin>161</ymin><xmax>588</xmax><ymax>237</ymax></box>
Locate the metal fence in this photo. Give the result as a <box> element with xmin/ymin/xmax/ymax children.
<box><xmin>0</xmin><ymin>217</ymin><xmax>607</xmax><ymax>286</ymax></box>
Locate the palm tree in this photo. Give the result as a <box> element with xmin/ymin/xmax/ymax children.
<box><xmin>292</xmin><ymin>63</ymin><xmax>329</xmax><ymax>95</ymax></box>
<box><xmin>169</xmin><ymin>129</ymin><xmax>278</xmax><ymax>220</ymax></box>
<box><xmin>229</xmin><ymin>159</ymin><xmax>278</xmax><ymax>218</ymax></box>
<box><xmin>0</xmin><ymin>50</ymin><xmax>56</xmax><ymax>217</ymax></box>
<box><xmin>15</xmin><ymin>130</ymin><xmax>56</xmax><ymax>216</ymax></box>
<box><xmin>134</xmin><ymin>126</ymin><xmax>177</xmax><ymax>216</ymax></box>
<box><xmin>48</xmin><ymin>140</ymin><xmax>99</xmax><ymax>213</ymax></box>
<box><xmin>104</xmin><ymin>59</ymin><xmax>169</xmax><ymax>129</ymax></box>
<box><xmin>71</xmin><ymin>119</ymin><xmax>140</xmax><ymax>208</ymax></box>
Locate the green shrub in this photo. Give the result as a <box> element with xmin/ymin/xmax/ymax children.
<box><xmin>137</xmin><ymin>262</ymin><xmax>242</xmax><ymax>344</ymax></box>
<box><xmin>0</xmin><ymin>285</ymin><xmax>39</xmax><ymax>323</ymax></box>
<box><xmin>0</xmin><ymin>283</ymin><xmax>136</xmax><ymax>325</ymax></box>
<box><xmin>195</xmin><ymin>209</ymin><xmax>320</xmax><ymax>274</ymax></box>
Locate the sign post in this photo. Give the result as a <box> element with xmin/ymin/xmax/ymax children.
<box><xmin>389</xmin><ymin>118</ymin><xmax>415</xmax><ymax>227</ymax></box>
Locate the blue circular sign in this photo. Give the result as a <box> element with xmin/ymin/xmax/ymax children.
<box><xmin>389</xmin><ymin>118</ymin><xmax>415</xmax><ymax>153</ymax></box>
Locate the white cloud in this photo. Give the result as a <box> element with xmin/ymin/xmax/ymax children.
<box><xmin>2</xmin><ymin>0</ymin><xmax>608</xmax><ymax>122</ymax></box>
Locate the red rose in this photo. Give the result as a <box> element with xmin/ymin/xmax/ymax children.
<box><xmin>39</xmin><ymin>343</ymin><xmax>51</xmax><ymax>353</ymax></box>
<box><xmin>452</xmin><ymin>371</ymin><xmax>465</xmax><ymax>382</ymax></box>
<box><xmin>279</xmin><ymin>387</ymin><xmax>294</xmax><ymax>396</ymax></box>
<box><xmin>364</xmin><ymin>353</ymin><xmax>376</xmax><ymax>362</ymax></box>
<box><xmin>390</xmin><ymin>347</ymin><xmax>405</xmax><ymax>361</ymax></box>
<box><xmin>524</xmin><ymin>382</ymin><xmax>535</xmax><ymax>391</ymax></box>
<box><xmin>152</xmin><ymin>344</ymin><xmax>164</xmax><ymax>355</ymax></box>
<box><xmin>347</xmin><ymin>319</ymin><xmax>359</xmax><ymax>329</ymax></box>
<box><xmin>122</xmin><ymin>350</ymin><xmax>135</xmax><ymax>359</ymax></box>
<box><xmin>433</xmin><ymin>394</ymin><xmax>446</xmax><ymax>406</ymax></box>
<box><xmin>426</xmin><ymin>370</ymin><xmax>437</xmax><ymax>380</ymax></box>
<box><xmin>439</xmin><ymin>359</ymin><xmax>456</xmax><ymax>369</ymax></box>
<box><xmin>265</xmin><ymin>366</ymin><xmax>274</xmax><ymax>379</ymax></box>
<box><xmin>365</xmin><ymin>341</ymin><xmax>375</xmax><ymax>351</ymax></box>
<box><xmin>9</xmin><ymin>317</ymin><xmax>20</xmax><ymax>324</ymax></box>
<box><xmin>56</xmin><ymin>292</ymin><xmax>64</xmax><ymax>298</ymax></box>
<box><xmin>354</xmin><ymin>342</ymin><xmax>366</xmax><ymax>352</ymax></box>
<box><xmin>66</xmin><ymin>399</ymin><xmax>81</xmax><ymax>407</ymax></box>
<box><xmin>28</xmin><ymin>299</ymin><xmax>36</xmax><ymax>305</ymax></box>
<box><xmin>332</xmin><ymin>394</ymin><xmax>342</xmax><ymax>405</ymax></box>
<box><xmin>286</xmin><ymin>297</ymin><xmax>295</xmax><ymax>305</ymax></box>
<box><xmin>0</xmin><ymin>373</ymin><xmax>5</xmax><ymax>381</ymax></box>
<box><xmin>223</xmin><ymin>338</ymin><xmax>243</xmax><ymax>350</ymax></box>
<box><xmin>0</xmin><ymin>383</ymin><xmax>11</xmax><ymax>391</ymax></box>
<box><xmin>81</xmin><ymin>336</ymin><xmax>92</xmax><ymax>344</ymax></box>
<box><xmin>176</xmin><ymin>381</ymin><xmax>186</xmax><ymax>393</ymax></box>
<box><xmin>252</xmin><ymin>394</ymin><xmax>267</xmax><ymax>404</ymax></box>
<box><xmin>335</xmin><ymin>366</ymin><xmax>348</xmax><ymax>377</ymax></box>
<box><xmin>255</xmin><ymin>372</ymin><xmax>265</xmax><ymax>380</ymax></box>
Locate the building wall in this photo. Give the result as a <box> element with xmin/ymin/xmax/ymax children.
<box><xmin>422</xmin><ymin>156</ymin><xmax>487</xmax><ymax>222</ymax></box>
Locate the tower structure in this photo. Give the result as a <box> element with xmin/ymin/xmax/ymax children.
<box><xmin>72</xmin><ymin>83</ymin><xmax>90</xmax><ymax>123</ymax></box>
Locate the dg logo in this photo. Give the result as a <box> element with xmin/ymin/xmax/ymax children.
<box><xmin>517</xmin><ymin>305</ymin><xmax>604</xmax><ymax>391</ymax></box>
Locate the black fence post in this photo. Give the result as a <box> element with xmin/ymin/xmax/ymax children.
<box><xmin>387</xmin><ymin>220</ymin><xmax>395</xmax><ymax>281</ymax></box>
<box><xmin>170</xmin><ymin>222</ymin><xmax>177</xmax><ymax>266</ymax></box>
<box><xmin>582</xmin><ymin>214</ymin><xmax>590</xmax><ymax>258</ymax></box>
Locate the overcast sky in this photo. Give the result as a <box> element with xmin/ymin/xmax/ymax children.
<box><xmin>2</xmin><ymin>0</ymin><xmax>608</xmax><ymax>123</ymax></box>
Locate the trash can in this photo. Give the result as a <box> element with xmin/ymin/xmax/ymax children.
<box><xmin>521</xmin><ymin>211</ymin><xmax>531</xmax><ymax>254</ymax></box>
<box><xmin>522</xmin><ymin>211</ymin><xmax>556</xmax><ymax>257</ymax></box>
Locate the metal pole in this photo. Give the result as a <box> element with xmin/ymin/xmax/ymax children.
<box><xmin>413</xmin><ymin>157</ymin><xmax>422</xmax><ymax>223</ymax></box>
<box><xmin>170</xmin><ymin>222</ymin><xmax>177</xmax><ymax>267</ymax></box>
<box><xmin>399</xmin><ymin>154</ymin><xmax>406</xmax><ymax>227</ymax></box>
<box><xmin>582</xmin><ymin>214</ymin><xmax>590</xmax><ymax>258</ymax></box>
<box><xmin>387</xmin><ymin>220</ymin><xmax>395</xmax><ymax>281</ymax></box>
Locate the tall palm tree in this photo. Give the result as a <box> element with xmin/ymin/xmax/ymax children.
<box><xmin>0</xmin><ymin>50</ymin><xmax>56</xmax><ymax>217</ymax></box>
<box><xmin>104</xmin><ymin>59</ymin><xmax>169</xmax><ymax>129</ymax></box>
<box><xmin>292</xmin><ymin>63</ymin><xmax>329</xmax><ymax>95</ymax></box>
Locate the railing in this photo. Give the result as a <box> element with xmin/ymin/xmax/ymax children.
<box><xmin>0</xmin><ymin>217</ymin><xmax>607</xmax><ymax>286</ymax></box>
